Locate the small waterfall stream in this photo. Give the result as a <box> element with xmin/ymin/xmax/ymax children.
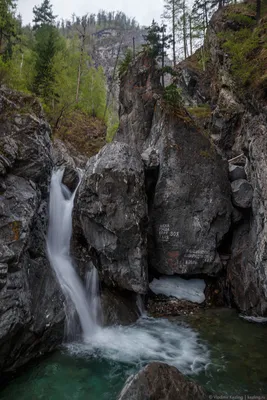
<box><xmin>46</xmin><ymin>169</ymin><xmax>209</xmax><ymax>375</ymax></box>
<box><xmin>47</xmin><ymin>169</ymin><xmax>99</xmax><ymax>339</ymax></box>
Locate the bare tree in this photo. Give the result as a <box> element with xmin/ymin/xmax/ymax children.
<box><xmin>75</xmin><ymin>14</ymin><xmax>88</xmax><ymax>103</ymax></box>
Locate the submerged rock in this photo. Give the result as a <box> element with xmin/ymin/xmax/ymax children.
<box><xmin>75</xmin><ymin>141</ymin><xmax>148</xmax><ymax>294</ymax></box>
<box><xmin>118</xmin><ymin>362</ymin><xmax>208</xmax><ymax>400</ymax></box>
<box><xmin>0</xmin><ymin>89</ymin><xmax>64</xmax><ymax>375</ymax></box>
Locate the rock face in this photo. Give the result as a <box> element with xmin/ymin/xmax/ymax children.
<box><xmin>118</xmin><ymin>362</ymin><xmax>208</xmax><ymax>400</ymax></box>
<box><xmin>0</xmin><ymin>89</ymin><xmax>64</xmax><ymax>375</ymax></box>
<box><xmin>116</xmin><ymin>54</ymin><xmax>233</xmax><ymax>276</ymax></box>
<box><xmin>174</xmin><ymin>7</ymin><xmax>267</xmax><ymax>315</ymax></box>
<box><xmin>75</xmin><ymin>141</ymin><xmax>148</xmax><ymax>294</ymax></box>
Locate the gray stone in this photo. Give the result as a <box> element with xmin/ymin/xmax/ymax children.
<box><xmin>229</xmin><ymin>164</ymin><xmax>246</xmax><ymax>182</ymax></box>
<box><xmin>101</xmin><ymin>288</ymin><xmax>139</xmax><ymax>326</ymax></box>
<box><xmin>141</xmin><ymin>147</ymin><xmax>159</xmax><ymax>169</ymax></box>
<box><xmin>75</xmin><ymin>141</ymin><xmax>148</xmax><ymax>294</ymax></box>
<box><xmin>0</xmin><ymin>89</ymin><xmax>64</xmax><ymax>375</ymax></box>
<box><xmin>231</xmin><ymin>179</ymin><xmax>253</xmax><ymax>208</ymax></box>
<box><xmin>116</xmin><ymin>54</ymin><xmax>233</xmax><ymax>276</ymax></box>
<box><xmin>118</xmin><ymin>362</ymin><xmax>208</xmax><ymax>400</ymax></box>
<box><xmin>51</xmin><ymin>139</ymin><xmax>80</xmax><ymax>192</ymax></box>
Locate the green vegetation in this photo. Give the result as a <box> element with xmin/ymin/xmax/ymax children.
<box><xmin>118</xmin><ymin>49</ymin><xmax>133</xmax><ymax>78</ymax></box>
<box><xmin>187</xmin><ymin>104</ymin><xmax>211</xmax><ymax>119</ymax></box>
<box><xmin>0</xmin><ymin>0</ymin><xmax>141</xmax><ymax>152</ymax></box>
<box><xmin>163</xmin><ymin>84</ymin><xmax>183</xmax><ymax>107</ymax></box>
<box><xmin>217</xmin><ymin>4</ymin><xmax>267</xmax><ymax>93</ymax></box>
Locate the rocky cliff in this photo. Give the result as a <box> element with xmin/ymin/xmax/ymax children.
<box><xmin>177</xmin><ymin>3</ymin><xmax>267</xmax><ymax>315</ymax></box>
<box><xmin>73</xmin><ymin>52</ymin><xmax>233</xmax><ymax>306</ymax></box>
<box><xmin>0</xmin><ymin>89</ymin><xmax>64</xmax><ymax>377</ymax></box>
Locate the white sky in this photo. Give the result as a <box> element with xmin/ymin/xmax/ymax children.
<box><xmin>17</xmin><ymin>0</ymin><xmax>164</xmax><ymax>27</ymax></box>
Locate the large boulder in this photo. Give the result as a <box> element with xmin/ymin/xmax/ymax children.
<box><xmin>75</xmin><ymin>141</ymin><xmax>148</xmax><ymax>294</ymax></box>
<box><xmin>146</xmin><ymin>106</ymin><xmax>232</xmax><ymax>276</ymax></box>
<box><xmin>116</xmin><ymin>56</ymin><xmax>232</xmax><ymax>276</ymax></box>
<box><xmin>0</xmin><ymin>89</ymin><xmax>64</xmax><ymax>375</ymax></box>
<box><xmin>118</xmin><ymin>362</ymin><xmax>208</xmax><ymax>400</ymax></box>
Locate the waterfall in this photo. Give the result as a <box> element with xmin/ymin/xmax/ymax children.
<box><xmin>46</xmin><ymin>170</ymin><xmax>210</xmax><ymax>376</ymax></box>
<box><xmin>47</xmin><ymin>169</ymin><xmax>100</xmax><ymax>340</ymax></box>
<box><xmin>85</xmin><ymin>265</ymin><xmax>103</xmax><ymax>327</ymax></box>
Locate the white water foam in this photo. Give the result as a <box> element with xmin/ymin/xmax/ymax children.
<box><xmin>66</xmin><ymin>317</ymin><xmax>209</xmax><ymax>375</ymax></box>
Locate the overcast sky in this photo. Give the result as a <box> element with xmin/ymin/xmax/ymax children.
<box><xmin>17</xmin><ymin>0</ymin><xmax>164</xmax><ymax>26</ymax></box>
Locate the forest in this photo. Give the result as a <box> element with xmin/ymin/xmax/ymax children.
<box><xmin>0</xmin><ymin>0</ymin><xmax>263</xmax><ymax>142</ymax></box>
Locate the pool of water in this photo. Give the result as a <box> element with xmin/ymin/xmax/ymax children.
<box><xmin>1</xmin><ymin>309</ymin><xmax>267</xmax><ymax>399</ymax></box>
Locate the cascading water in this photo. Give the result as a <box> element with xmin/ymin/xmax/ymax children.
<box><xmin>47</xmin><ymin>169</ymin><xmax>210</xmax><ymax>375</ymax></box>
<box><xmin>47</xmin><ymin>169</ymin><xmax>99</xmax><ymax>339</ymax></box>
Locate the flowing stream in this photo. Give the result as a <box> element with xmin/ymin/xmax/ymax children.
<box><xmin>2</xmin><ymin>170</ymin><xmax>267</xmax><ymax>399</ymax></box>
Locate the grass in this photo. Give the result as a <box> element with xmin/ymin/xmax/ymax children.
<box><xmin>187</xmin><ymin>105</ymin><xmax>211</xmax><ymax>119</ymax></box>
<box><xmin>217</xmin><ymin>3</ymin><xmax>267</xmax><ymax>97</ymax></box>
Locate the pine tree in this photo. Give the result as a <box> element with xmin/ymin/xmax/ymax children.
<box><xmin>0</xmin><ymin>0</ymin><xmax>17</xmax><ymax>59</ymax></box>
<box><xmin>32</xmin><ymin>0</ymin><xmax>56</xmax><ymax>29</ymax></box>
<box><xmin>143</xmin><ymin>20</ymin><xmax>162</xmax><ymax>58</ymax></box>
<box><xmin>32</xmin><ymin>25</ymin><xmax>62</xmax><ymax>102</ymax></box>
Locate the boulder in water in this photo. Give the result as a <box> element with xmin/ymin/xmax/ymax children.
<box><xmin>118</xmin><ymin>362</ymin><xmax>208</xmax><ymax>400</ymax></box>
<box><xmin>75</xmin><ymin>141</ymin><xmax>148</xmax><ymax>294</ymax></box>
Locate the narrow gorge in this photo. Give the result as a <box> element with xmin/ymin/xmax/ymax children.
<box><xmin>1</xmin><ymin>2</ymin><xmax>267</xmax><ymax>399</ymax></box>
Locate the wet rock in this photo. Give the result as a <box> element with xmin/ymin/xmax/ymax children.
<box><xmin>0</xmin><ymin>89</ymin><xmax>64</xmax><ymax>375</ymax></box>
<box><xmin>118</xmin><ymin>362</ymin><xmax>208</xmax><ymax>400</ymax></box>
<box><xmin>101</xmin><ymin>288</ymin><xmax>139</xmax><ymax>325</ymax></box>
<box><xmin>75</xmin><ymin>141</ymin><xmax>148</xmax><ymax>294</ymax></box>
<box><xmin>229</xmin><ymin>164</ymin><xmax>246</xmax><ymax>182</ymax></box>
<box><xmin>51</xmin><ymin>139</ymin><xmax>80</xmax><ymax>191</ymax></box>
<box><xmin>231</xmin><ymin>179</ymin><xmax>253</xmax><ymax>209</ymax></box>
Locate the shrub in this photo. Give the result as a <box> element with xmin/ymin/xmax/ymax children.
<box><xmin>163</xmin><ymin>84</ymin><xmax>183</xmax><ymax>108</ymax></box>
